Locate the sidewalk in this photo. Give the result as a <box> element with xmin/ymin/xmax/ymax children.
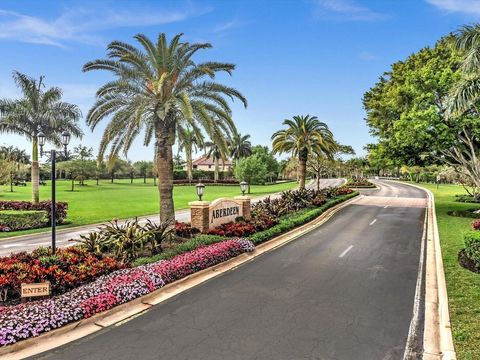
<box><xmin>0</xmin><ymin>179</ymin><xmax>344</xmax><ymax>256</ymax></box>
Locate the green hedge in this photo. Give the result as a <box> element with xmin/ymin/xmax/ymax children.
<box><xmin>249</xmin><ymin>192</ymin><xmax>359</xmax><ymax>245</ymax></box>
<box><xmin>133</xmin><ymin>234</ymin><xmax>225</xmax><ymax>266</ymax></box>
<box><xmin>464</xmin><ymin>231</ymin><xmax>480</xmax><ymax>268</ymax></box>
<box><xmin>0</xmin><ymin>210</ymin><xmax>49</xmax><ymax>231</ymax></box>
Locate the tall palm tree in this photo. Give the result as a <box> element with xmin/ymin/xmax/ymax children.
<box><xmin>178</xmin><ymin>125</ymin><xmax>204</xmax><ymax>182</ymax></box>
<box><xmin>83</xmin><ymin>33</ymin><xmax>246</xmax><ymax>222</ymax></box>
<box><xmin>0</xmin><ymin>72</ymin><xmax>82</xmax><ymax>202</ymax></box>
<box><xmin>271</xmin><ymin>115</ymin><xmax>336</xmax><ymax>189</ymax></box>
<box><xmin>230</xmin><ymin>132</ymin><xmax>252</xmax><ymax>166</ymax></box>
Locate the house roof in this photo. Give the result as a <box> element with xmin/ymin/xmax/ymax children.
<box><xmin>192</xmin><ymin>156</ymin><xmax>232</xmax><ymax>166</ymax></box>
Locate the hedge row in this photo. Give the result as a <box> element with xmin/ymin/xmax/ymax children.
<box><xmin>0</xmin><ymin>201</ymin><xmax>68</xmax><ymax>224</ymax></box>
<box><xmin>0</xmin><ymin>210</ymin><xmax>48</xmax><ymax>231</ymax></box>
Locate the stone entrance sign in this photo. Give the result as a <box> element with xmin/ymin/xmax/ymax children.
<box><xmin>190</xmin><ymin>196</ymin><xmax>251</xmax><ymax>233</ymax></box>
<box><xmin>209</xmin><ymin>198</ymin><xmax>243</xmax><ymax>228</ymax></box>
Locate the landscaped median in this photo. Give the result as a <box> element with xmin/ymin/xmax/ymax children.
<box><xmin>0</xmin><ymin>186</ymin><xmax>358</xmax><ymax>351</ymax></box>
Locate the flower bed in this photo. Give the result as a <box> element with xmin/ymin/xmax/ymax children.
<box><xmin>0</xmin><ymin>238</ymin><xmax>254</xmax><ymax>346</ymax></box>
<box><xmin>0</xmin><ymin>248</ymin><xmax>124</xmax><ymax>304</ymax></box>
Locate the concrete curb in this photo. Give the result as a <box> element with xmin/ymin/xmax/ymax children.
<box><xmin>391</xmin><ymin>181</ymin><xmax>457</xmax><ymax>360</ymax></box>
<box><xmin>0</xmin><ymin>193</ymin><xmax>360</xmax><ymax>360</ymax></box>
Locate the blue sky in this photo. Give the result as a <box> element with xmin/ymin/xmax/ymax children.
<box><xmin>0</xmin><ymin>0</ymin><xmax>479</xmax><ymax>161</ymax></box>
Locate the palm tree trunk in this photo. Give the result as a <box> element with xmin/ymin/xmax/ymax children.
<box><xmin>298</xmin><ymin>158</ymin><xmax>307</xmax><ymax>189</ymax></box>
<box><xmin>214</xmin><ymin>157</ymin><xmax>219</xmax><ymax>183</ymax></box>
<box><xmin>155</xmin><ymin>123</ymin><xmax>176</xmax><ymax>223</ymax></box>
<box><xmin>31</xmin><ymin>138</ymin><xmax>40</xmax><ymax>203</ymax></box>
<box><xmin>186</xmin><ymin>145</ymin><xmax>193</xmax><ymax>182</ymax></box>
<box><xmin>316</xmin><ymin>167</ymin><xmax>321</xmax><ymax>191</ymax></box>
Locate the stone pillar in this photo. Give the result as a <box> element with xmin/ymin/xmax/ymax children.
<box><xmin>234</xmin><ymin>196</ymin><xmax>251</xmax><ymax>221</ymax></box>
<box><xmin>189</xmin><ymin>201</ymin><xmax>211</xmax><ymax>233</ymax></box>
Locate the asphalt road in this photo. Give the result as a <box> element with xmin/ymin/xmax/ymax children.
<box><xmin>0</xmin><ymin>179</ymin><xmax>343</xmax><ymax>256</ymax></box>
<box><xmin>33</xmin><ymin>180</ymin><xmax>427</xmax><ymax>360</ymax></box>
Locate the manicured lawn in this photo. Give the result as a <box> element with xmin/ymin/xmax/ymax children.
<box><xmin>0</xmin><ymin>179</ymin><xmax>297</xmax><ymax>238</ymax></box>
<box><xmin>416</xmin><ymin>183</ymin><xmax>480</xmax><ymax>360</ymax></box>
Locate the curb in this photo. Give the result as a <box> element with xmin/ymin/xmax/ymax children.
<box><xmin>0</xmin><ymin>193</ymin><xmax>360</xmax><ymax>360</ymax></box>
<box><xmin>391</xmin><ymin>181</ymin><xmax>457</xmax><ymax>360</ymax></box>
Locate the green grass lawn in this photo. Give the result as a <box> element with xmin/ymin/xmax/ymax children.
<box><xmin>416</xmin><ymin>183</ymin><xmax>480</xmax><ymax>360</ymax></box>
<box><xmin>0</xmin><ymin>179</ymin><xmax>297</xmax><ymax>239</ymax></box>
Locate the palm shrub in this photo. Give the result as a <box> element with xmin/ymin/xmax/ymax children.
<box><xmin>83</xmin><ymin>33</ymin><xmax>246</xmax><ymax>222</ymax></box>
<box><xmin>0</xmin><ymin>72</ymin><xmax>82</xmax><ymax>203</ymax></box>
<box><xmin>272</xmin><ymin>115</ymin><xmax>336</xmax><ymax>189</ymax></box>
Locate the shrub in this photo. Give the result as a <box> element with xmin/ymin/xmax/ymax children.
<box><xmin>455</xmin><ymin>194</ymin><xmax>480</xmax><ymax>203</ymax></box>
<box><xmin>472</xmin><ymin>220</ymin><xmax>480</xmax><ymax>231</ymax></box>
<box><xmin>0</xmin><ymin>247</ymin><xmax>124</xmax><ymax>304</ymax></box>
<box><xmin>0</xmin><ymin>210</ymin><xmax>48</xmax><ymax>231</ymax></box>
<box><xmin>0</xmin><ymin>201</ymin><xmax>68</xmax><ymax>224</ymax></box>
<box><xmin>208</xmin><ymin>222</ymin><xmax>256</xmax><ymax>237</ymax></box>
<box><xmin>464</xmin><ymin>231</ymin><xmax>480</xmax><ymax>268</ymax></box>
<box><xmin>175</xmin><ymin>221</ymin><xmax>200</xmax><ymax>238</ymax></box>
<box><xmin>0</xmin><ymin>239</ymin><xmax>254</xmax><ymax>346</ymax></box>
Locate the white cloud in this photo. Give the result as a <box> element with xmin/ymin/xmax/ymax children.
<box><xmin>314</xmin><ymin>0</ymin><xmax>388</xmax><ymax>21</ymax></box>
<box><xmin>357</xmin><ymin>51</ymin><xmax>378</xmax><ymax>61</ymax></box>
<box><xmin>426</xmin><ymin>0</ymin><xmax>480</xmax><ymax>16</ymax></box>
<box><xmin>211</xmin><ymin>20</ymin><xmax>241</xmax><ymax>33</ymax></box>
<box><xmin>0</xmin><ymin>3</ymin><xmax>211</xmax><ymax>47</ymax></box>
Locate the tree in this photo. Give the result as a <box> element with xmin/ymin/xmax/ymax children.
<box><xmin>84</xmin><ymin>33</ymin><xmax>246</xmax><ymax>222</ymax></box>
<box><xmin>271</xmin><ymin>115</ymin><xmax>336</xmax><ymax>189</ymax></box>
<box><xmin>57</xmin><ymin>159</ymin><xmax>96</xmax><ymax>191</ymax></box>
<box><xmin>230</xmin><ymin>132</ymin><xmax>252</xmax><ymax>166</ymax></box>
<box><xmin>0</xmin><ymin>72</ymin><xmax>82</xmax><ymax>202</ymax></box>
<box><xmin>250</xmin><ymin>145</ymin><xmax>279</xmax><ymax>182</ymax></box>
<box><xmin>178</xmin><ymin>126</ymin><xmax>203</xmax><ymax>182</ymax></box>
<box><xmin>134</xmin><ymin>161</ymin><xmax>153</xmax><ymax>183</ymax></box>
<box><xmin>0</xmin><ymin>146</ymin><xmax>30</xmax><ymax>192</ymax></box>
<box><xmin>72</xmin><ymin>145</ymin><xmax>94</xmax><ymax>161</ymax></box>
<box><xmin>235</xmin><ymin>155</ymin><xmax>267</xmax><ymax>193</ymax></box>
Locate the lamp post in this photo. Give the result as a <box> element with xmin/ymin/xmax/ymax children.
<box><xmin>240</xmin><ymin>181</ymin><xmax>248</xmax><ymax>196</ymax></box>
<box><xmin>195</xmin><ymin>182</ymin><xmax>205</xmax><ymax>201</ymax></box>
<box><xmin>38</xmin><ymin>130</ymin><xmax>71</xmax><ymax>255</ymax></box>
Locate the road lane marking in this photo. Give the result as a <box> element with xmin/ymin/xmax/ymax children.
<box><xmin>384</xmin><ymin>205</ymin><xmax>389</xmax><ymax>209</ymax></box>
<box><xmin>339</xmin><ymin>245</ymin><xmax>353</xmax><ymax>258</ymax></box>
<box><xmin>369</xmin><ymin>219</ymin><xmax>377</xmax><ymax>226</ymax></box>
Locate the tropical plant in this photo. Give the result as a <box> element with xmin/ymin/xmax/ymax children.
<box><xmin>101</xmin><ymin>219</ymin><xmax>150</xmax><ymax>261</ymax></box>
<box><xmin>229</xmin><ymin>132</ymin><xmax>252</xmax><ymax>166</ymax></box>
<box><xmin>178</xmin><ymin>125</ymin><xmax>204</xmax><ymax>182</ymax></box>
<box><xmin>83</xmin><ymin>33</ymin><xmax>246</xmax><ymax>222</ymax></box>
<box><xmin>0</xmin><ymin>72</ymin><xmax>82</xmax><ymax>203</ymax></box>
<box><xmin>143</xmin><ymin>219</ymin><xmax>174</xmax><ymax>255</ymax></box>
<box><xmin>205</xmin><ymin>140</ymin><xmax>227</xmax><ymax>182</ymax></box>
<box><xmin>271</xmin><ymin>115</ymin><xmax>336</xmax><ymax>189</ymax></box>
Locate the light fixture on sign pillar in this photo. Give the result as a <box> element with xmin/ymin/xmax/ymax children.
<box><xmin>240</xmin><ymin>181</ymin><xmax>248</xmax><ymax>196</ymax></box>
<box><xmin>37</xmin><ymin>130</ymin><xmax>71</xmax><ymax>255</ymax></box>
<box><xmin>196</xmin><ymin>182</ymin><xmax>205</xmax><ymax>201</ymax></box>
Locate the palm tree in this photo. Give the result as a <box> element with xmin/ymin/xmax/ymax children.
<box><xmin>83</xmin><ymin>33</ymin><xmax>246</xmax><ymax>222</ymax></box>
<box><xmin>178</xmin><ymin>125</ymin><xmax>204</xmax><ymax>182</ymax></box>
<box><xmin>0</xmin><ymin>72</ymin><xmax>82</xmax><ymax>202</ymax></box>
<box><xmin>205</xmin><ymin>141</ymin><xmax>225</xmax><ymax>182</ymax></box>
<box><xmin>271</xmin><ymin>115</ymin><xmax>336</xmax><ymax>189</ymax></box>
<box><xmin>230</xmin><ymin>132</ymin><xmax>252</xmax><ymax>166</ymax></box>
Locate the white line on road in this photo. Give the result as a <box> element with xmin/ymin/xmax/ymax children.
<box><xmin>384</xmin><ymin>205</ymin><xmax>389</xmax><ymax>209</ymax></box>
<box><xmin>338</xmin><ymin>245</ymin><xmax>353</xmax><ymax>258</ymax></box>
<box><xmin>369</xmin><ymin>219</ymin><xmax>377</xmax><ymax>226</ymax></box>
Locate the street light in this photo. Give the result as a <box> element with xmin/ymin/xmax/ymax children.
<box><xmin>196</xmin><ymin>182</ymin><xmax>205</xmax><ymax>201</ymax></box>
<box><xmin>38</xmin><ymin>130</ymin><xmax>71</xmax><ymax>255</ymax></box>
<box><xmin>240</xmin><ymin>181</ymin><xmax>248</xmax><ymax>196</ymax></box>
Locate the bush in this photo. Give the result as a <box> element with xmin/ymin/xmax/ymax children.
<box><xmin>464</xmin><ymin>231</ymin><xmax>480</xmax><ymax>268</ymax></box>
<box><xmin>0</xmin><ymin>210</ymin><xmax>48</xmax><ymax>231</ymax></box>
<box><xmin>175</xmin><ymin>221</ymin><xmax>200</xmax><ymax>238</ymax></box>
<box><xmin>455</xmin><ymin>194</ymin><xmax>480</xmax><ymax>203</ymax></box>
<box><xmin>173</xmin><ymin>179</ymin><xmax>238</xmax><ymax>185</ymax></box>
<box><xmin>208</xmin><ymin>222</ymin><xmax>256</xmax><ymax>237</ymax></box>
<box><xmin>0</xmin><ymin>201</ymin><xmax>68</xmax><ymax>224</ymax></box>
<box><xmin>0</xmin><ymin>247</ymin><xmax>124</xmax><ymax>304</ymax></box>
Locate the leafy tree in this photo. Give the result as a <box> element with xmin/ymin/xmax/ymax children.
<box><xmin>0</xmin><ymin>72</ymin><xmax>82</xmax><ymax>202</ymax></box>
<box><xmin>83</xmin><ymin>33</ymin><xmax>246</xmax><ymax>222</ymax></box>
<box><xmin>72</xmin><ymin>145</ymin><xmax>94</xmax><ymax>161</ymax></box>
<box><xmin>250</xmin><ymin>145</ymin><xmax>279</xmax><ymax>182</ymax></box>
<box><xmin>134</xmin><ymin>160</ymin><xmax>153</xmax><ymax>183</ymax></box>
<box><xmin>0</xmin><ymin>146</ymin><xmax>30</xmax><ymax>192</ymax></box>
<box><xmin>363</xmin><ymin>36</ymin><xmax>461</xmax><ymax>166</ymax></box>
<box><xmin>178</xmin><ymin>126</ymin><xmax>203</xmax><ymax>182</ymax></box>
<box><xmin>272</xmin><ymin>115</ymin><xmax>336</xmax><ymax>189</ymax></box>
<box><xmin>235</xmin><ymin>155</ymin><xmax>268</xmax><ymax>193</ymax></box>
<box><xmin>57</xmin><ymin>159</ymin><xmax>96</xmax><ymax>190</ymax></box>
